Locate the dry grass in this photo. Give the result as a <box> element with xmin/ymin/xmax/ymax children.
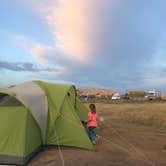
<box><xmin>118</xmin><ymin>110</ymin><xmax>166</xmax><ymax>128</ymax></box>
<box><xmin>92</xmin><ymin>102</ymin><xmax>166</xmax><ymax>128</ymax></box>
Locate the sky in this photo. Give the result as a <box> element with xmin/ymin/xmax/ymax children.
<box><xmin>1</xmin><ymin>0</ymin><xmax>166</xmax><ymax>91</ymax></box>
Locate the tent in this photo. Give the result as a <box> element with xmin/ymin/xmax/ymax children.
<box><xmin>0</xmin><ymin>81</ymin><xmax>94</xmax><ymax>165</ymax></box>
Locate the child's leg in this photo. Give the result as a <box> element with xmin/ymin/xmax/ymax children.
<box><xmin>88</xmin><ymin>127</ymin><xmax>96</xmax><ymax>141</ymax></box>
<box><xmin>88</xmin><ymin>127</ymin><xmax>93</xmax><ymax>141</ymax></box>
<box><xmin>91</xmin><ymin>127</ymin><xmax>96</xmax><ymax>141</ymax></box>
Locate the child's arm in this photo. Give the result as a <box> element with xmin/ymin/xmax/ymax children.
<box><xmin>84</xmin><ymin>113</ymin><xmax>92</xmax><ymax>123</ymax></box>
<box><xmin>84</xmin><ymin>118</ymin><xmax>91</xmax><ymax>123</ymax></box>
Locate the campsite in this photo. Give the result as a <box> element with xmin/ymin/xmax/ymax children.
<box><xmin>0</xmin><ymin>81</ymin><xmax>166</xmax><ymax>165</ymax></box>
<box><xmin>29</xmin><ymin>102</ymin><xmax>166</xmax><ymax>166</ymax></box>
<box><xmin>1</xmin><ymin>1</ymin><xmax>166</xmax><ymax>165</ymax></box>
<box><xmin>0</xmin><ymin>81</ymin><xmax>166</xmax><ymax>166</ymax></box>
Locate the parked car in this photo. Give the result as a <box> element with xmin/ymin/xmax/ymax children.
<box><xmin>111</xmin><ymin>93</ymin><xmax>121</xmax><ymax>100</ymax></box>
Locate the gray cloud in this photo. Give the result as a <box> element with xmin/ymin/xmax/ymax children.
<box><xmin>0</xmin><ymin>61</ymin><xmax>58</xmax><ymax>72</ymax></box>
<box><xmin>65</xmin><ymin>0</ymin><xmax>166</xmax><ymax>91</ymax></box>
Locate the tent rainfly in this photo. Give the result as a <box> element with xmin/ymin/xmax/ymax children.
<box><xmin>0</xmin><ymin>81</ymin><xmax>94</xmax><ymax>165</ymax></box>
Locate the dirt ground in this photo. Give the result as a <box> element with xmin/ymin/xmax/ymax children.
<box><xmin>29</xmin><ymin>103</ymin><xmax>166</xmax><ymax>166</ymax></box>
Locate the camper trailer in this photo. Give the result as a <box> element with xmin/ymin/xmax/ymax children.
<box><xmin>147</xmin><ymin>90</ymin><xmax>160</xmax><ymax>100</ymax></box>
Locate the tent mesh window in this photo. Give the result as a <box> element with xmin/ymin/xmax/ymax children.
<box><xmin>0</xmin><ymin>93</ymin><xmax>23</xmax><ymax>106</ymax></box>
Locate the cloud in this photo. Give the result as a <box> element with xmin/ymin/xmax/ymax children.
<box><xmin>4</xmin><ymin>0</ymin><xmax>166</xmax><ymax>90</ymax></box>
<box><xmin>14</xmin><ymin>0</ymin><xmax>104</xmax><ymax>66</ymax></box>
<box><xmin>0</xmin><ymin>60</ymin><xmax>59</xmax><ymax>72</ymax></box>
<box><xmin>15</xmin><ymin>35</ymin><xmax>55</xmax><ymax>64</ymax></box>
<box><xmin>45</xmin><ymin>0</ymin><xmax>94</xmax><ymax>63</ymax></box>
<box><xmin>14</xmin><ymin>35</ymin><xmax>85</xmax><ymax>72</ymax></box>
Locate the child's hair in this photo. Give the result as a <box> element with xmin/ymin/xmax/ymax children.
<box><xmin>89</xmin><ymin>103</ymin><xmax>96</xmax><ymax>114</ymax></box>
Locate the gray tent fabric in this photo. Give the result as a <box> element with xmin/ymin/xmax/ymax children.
<box><xmin>0</xmin><ymin>94</ymin><xmax>23</xmax><ymax>106</ymax></box>
<box><xmin>0</xmin><ymin>81</ymin><xmax>48</xmax><ymax>143</ymax></box>
<box><xmin>0</xmin><ymin>145</ymin><xmax>42</xmax><ymax>165</ymax></box>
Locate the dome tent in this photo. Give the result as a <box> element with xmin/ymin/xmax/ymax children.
<box><xmin>0</xmin><ymin>81</ymin><xmax>94</xmax><ymax>165</ymax></box>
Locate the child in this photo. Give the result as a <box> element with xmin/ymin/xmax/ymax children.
<box><xmin>87</xmin><ymin>103</ymin><xmax>98</xmax><ymax>144</ymax></box>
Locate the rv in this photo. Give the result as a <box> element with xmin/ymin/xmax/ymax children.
<box><xmin>147</xmin><ymin>90</ymin><xmax>160</xmax><ymax>100</ymax></box>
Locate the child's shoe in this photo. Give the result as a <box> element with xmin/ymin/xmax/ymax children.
<box><xmin>92</xmin><ymin>140</ymin><xmax>96</xmax><ymax>145</ymax></box>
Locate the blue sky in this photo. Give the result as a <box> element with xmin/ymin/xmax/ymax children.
<box><xmin>1</xmin><ymin>0</ymin><xmax>166</xmax><ymax>92</ymax></box>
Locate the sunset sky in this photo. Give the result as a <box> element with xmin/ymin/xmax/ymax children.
<box><xmin>1</xmin><ymin>0</ymin><xmax>166</xmax><ymax>91</ymax></box>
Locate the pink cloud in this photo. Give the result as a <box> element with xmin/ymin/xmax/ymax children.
<box><xmin>45</xmin><ymin>0</ymin><xmax>93</xmax><ymax>63</ymax></box>
<box><xmin>15</xmin><ymin>0</ymin><xmax>102</xmax><ymax>66</ymax></box>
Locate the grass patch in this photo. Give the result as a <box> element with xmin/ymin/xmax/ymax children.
<box><xmin>86</xmin><ymin>102</ymin><xmax>166</xmax><ymax>128</ymax></box>
<box><xmin>118</xmin><ymin>111</ymin><xmax>166</xmax><ymax>128</ymax></box>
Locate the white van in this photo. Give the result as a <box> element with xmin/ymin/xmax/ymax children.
<box><xmin>111</xmin><ymin>93</ymin><xmax>121</xmax><ymax>100</ymax></box>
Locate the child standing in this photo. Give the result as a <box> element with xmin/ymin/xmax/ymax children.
<box><xmin>87</xmin><ymin>104</ymin><xmax>98</xmax><ymax>144</ymax></box>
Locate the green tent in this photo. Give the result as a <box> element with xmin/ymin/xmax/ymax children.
<box><xmin>0</xmin><ymin>81</ymin><xmax>93</xmax><ymax>165</ymax></box>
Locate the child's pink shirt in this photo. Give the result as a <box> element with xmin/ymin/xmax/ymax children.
<box><xmin>88</xmin><ymin>111</ymin><xmax>98</xmax><ymax>127</ymax></box>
